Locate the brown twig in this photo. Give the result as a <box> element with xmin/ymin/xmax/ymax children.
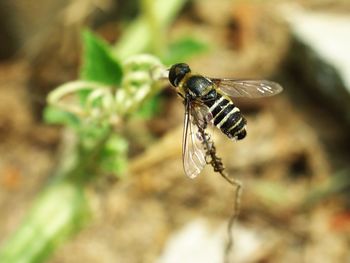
<box><xmin>198</xmin><ymin>127</ymin><xmax>243</xmax><ymax>263</ymax></box>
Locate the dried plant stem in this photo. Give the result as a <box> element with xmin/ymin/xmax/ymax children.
<box><xmin>198</xmin><ymin>127</ymin><xmax>243</xmax><ymax>263</ymax></box>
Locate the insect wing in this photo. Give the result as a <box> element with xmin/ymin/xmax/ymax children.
<box><xmin>191</xmin><ymin>100</ymin><xmax>213</xmax><ymax>129</ymax></box>
<box><xmin>182</xmin><ymin>100</ymin><xmax>211</xmax><ymax>178</ymax></box>
<box><xmin>212</xmin><ymin>78</ymin><xmax>283</xmax><ymax>98</ymax></box>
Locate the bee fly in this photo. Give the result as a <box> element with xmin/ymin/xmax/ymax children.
<box><xmin>168</xmin><ymin>63</ymin><xmax>283</xmax><ymax>178</ymax></box>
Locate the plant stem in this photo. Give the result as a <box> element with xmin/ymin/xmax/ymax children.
<box><xmin>113</xmin><ymin>0</ymin><xmax>188</xmax><ymax>59</ymax></box>
<box><xmin>141</xmin><ymin>0</ymin><xmax>164</xmax><ymax>55</ymax></box>
<box><xmin>0</xmin><ymin>180</ymin><xmax>87</xmax><ymax>263</ymax></box>
<box><xmin>0</xmin><ymin>128</ymin><xmax>112</xmax><ymax>263</ymax></box>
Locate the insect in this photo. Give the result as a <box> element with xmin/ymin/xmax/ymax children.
<box><xmin>168</xmin><ymin>63</ymin><xmax>283</xmax><ymax>179</ymax></box>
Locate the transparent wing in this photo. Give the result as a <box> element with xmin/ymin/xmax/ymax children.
<box><xmin>191</xmin><ymin>100</ymin><xmax>213</xmax><ymax>129</ymax></box>
<box><xmin>211</xmin><ymin>78</ymin><xmax>283</xmax><ymax>98</ymax></box>
<box><xmin>182</xmin><ymin>99</ymin><xmax>212</xmax><ymax>179</ymax></box>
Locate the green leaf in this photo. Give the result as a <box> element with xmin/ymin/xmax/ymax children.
<box><xmin>43</xmin><ymin>106</ymin><xmax>80</xmax><ymax>128</ymax></box>
<box><xmin>81</xmin><ymin>30</ymin><xmax>123</xmax><ymax>86</ymax></box>
<box><xmin>163</xmin><ymin>37</ymin><xmax>210</xmax><ymax>65</ymax></box>
<box><xmin>79</xmin><ymin>125</ymin><xmax>111</xmax><ymax>152</ymax></box>
<box><xmin>100</xmin><ymin>135</ymin><xmax>128</xmax><ymax>175</ymax></box>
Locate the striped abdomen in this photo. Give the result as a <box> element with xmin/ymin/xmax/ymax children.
<box><xmin>203</xmin><ymin>92</ymin><xmax>247</xmax><ymax>140</ymax></box>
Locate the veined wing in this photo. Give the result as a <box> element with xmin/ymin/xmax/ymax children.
<box><xmin>211</xmin><ymin>78</ymin><xmax>283</xmax><ymax>98</ymax></box>
<box><xmin>182</xmin><ymin>99</ymin><xmax>212</xmax><ymax>179</ymax></box>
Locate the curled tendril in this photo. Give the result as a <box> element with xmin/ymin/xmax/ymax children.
<box><xmin>116</xmin><ymin>54</ymin><xmax>167</xmax><ymax>115</ymax></box>
<box><xmin>47</xmin><ymin>54</ymin><xmax>167</xmax><ymax>126</ymax></box>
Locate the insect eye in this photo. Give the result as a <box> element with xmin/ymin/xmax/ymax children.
<box><xmin>169</xmin><ymin>63</ymin><xmax>190</xmax><ymax>87</ymax></box>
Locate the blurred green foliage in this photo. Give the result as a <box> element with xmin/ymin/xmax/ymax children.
<box><xmin>163</xmin><ymin>36</ymin><xmax>209</xmax><ymax>65</ymax></box>
<box><xmin>0</xmin><ymin>0</ymin><xmax>211</xmax><ymax>262</ymax></box>
<box><xmin>81</xmin><ymin>30</ymin><xmax>123</xmax><ymax>86</ymax></box>
<box><xmin>44</xmin><ymin>106</ymin><xmax>80</xmax><ymax>128</ymax></box>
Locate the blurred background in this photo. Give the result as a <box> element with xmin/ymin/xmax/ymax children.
<box><xmin>0</xmin><ymin>0</ymin><xmax>350</xmax><ymax>262</ymax></box>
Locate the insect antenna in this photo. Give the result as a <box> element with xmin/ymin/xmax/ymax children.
<box><xmin>197</xmin><ymin>125</ymin><xmax>243</xmax><ymax>263</ymax></box>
